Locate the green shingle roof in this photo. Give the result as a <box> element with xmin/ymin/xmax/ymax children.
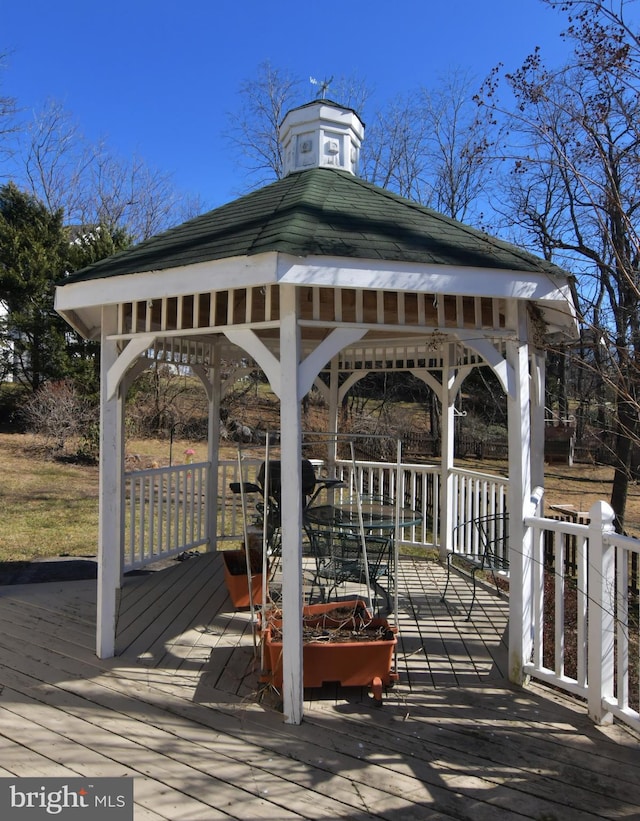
<box><xmin>62</xmin><ymin>167</ymin><xmax>568</xmax><ymax>285</ymax></box>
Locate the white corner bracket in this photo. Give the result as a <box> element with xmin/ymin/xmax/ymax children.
<box><xmin>106</xmin><ymin>335</ymin><xmax>156</xmax><ymax>400</ymax></box>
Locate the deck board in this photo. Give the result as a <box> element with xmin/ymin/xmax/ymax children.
<box><xmin>0</xmin><ymin>553</ymin><xmax>639</xmax><ymax>819</ymax></box>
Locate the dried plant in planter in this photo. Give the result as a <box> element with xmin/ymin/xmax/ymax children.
<box><xmin>261</xmin><ymin>600</ymin><xmax>398</xmax><ymax>702</ymax></box>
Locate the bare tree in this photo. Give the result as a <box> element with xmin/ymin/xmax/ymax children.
<box><xmin>22</xmin><ymin>379</ymin><xmax>97</xmax><ymax>458</ymax></box>
<box><xmin>85</xmin><ymin>146</ymin><xmax>184</xmax><ymax>241</ymax></box>
<box><xmin>226</xmin><ymin>63</ymin><xmax>493</xmax><ymax>222</ymax></box>
<box><xmin>19</xmin><ymin>99</ymin><xmax>200</xmax><ymax>241</ymax></box>
<box><xmin>0</xmin><ymin>52</ymin><xmax>18</xmax><ymax>177</ymax></box>
<box><xmin>22</xmin><ymin>100</ymin><xmax>94</xmax><ymax>216</ymax></box>
<box><xmin>362</xmin><ymin>70</ymin><xmax>494</xmax><ymax>221</ymax></box>
<box><xmin>480</xmin><ymin>0</ymin><xmax>640</xmax><ymax>528</ymax></box>
<box><xmin>224</xmin><ymin>61</ymin><xmax>303</xmax><ymax>187</ymax></box>
<box><xmin>362</xmin><ymin>92</ymin><xmax>430</xmax><ymax>201</ymax></box>
<box><xmin>126</xmin><ymin>363</ymin><xmax>209</xmax><ymax>441</ymax></box>
<box><xmin>420</xmin><ymin>70</ymin><xmax>495</xmax><ymax>222</ymax></box>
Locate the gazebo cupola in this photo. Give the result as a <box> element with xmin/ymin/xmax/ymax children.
<box><xmin>280</xmin><ymin>100</ymin><xmax>364</xmax><ymax>176</ymax></box>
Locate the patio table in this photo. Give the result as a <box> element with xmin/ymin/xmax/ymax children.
<box><xmin>304</xmin><ymin>497</ymin><xmax>423</xmax><ymax>532</ymax></box>
<box><xmin>304</xmin><ymin>498</ymin><xmax>423</xmax><ymax>610</ymax></box>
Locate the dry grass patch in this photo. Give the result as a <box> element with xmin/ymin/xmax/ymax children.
<box><xmin>0</xmin><ymin>433</ymin><xmax>222</xmax><ymax>562</ymax></box>
<box><xmin>0</xmin><ymin>434</ymin><xmax>100</xmax><ymax>561</ymax></box>
<box><xmin>3</xmin><ymin>432</ymin><xmax>640</xmax><ymax>563</ymax></box>
<box><xmin>544</xmin><ymin>462</ymin><xmax>640</xmax><ymax>529</ymax></box>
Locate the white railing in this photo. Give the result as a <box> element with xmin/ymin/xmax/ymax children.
<box><xmin>450</xmin><ymin>467</ymin><xmax>509</xmax><ymax>559</ymax></box>
<box><xmin>123</xmin><ymin>455</ymin><xmax>640</xmax><ymax>733</ymax></box>
<box><xmin>602</xmin><ymin>527</ymin><xmax>640</xmax><ymax>731</ymax></box>
<box><xmin>217</xmin><ymin>457</ymin><xmax>264</xmax><ymax>545</ymax></box>
<box><xmin>526</xmin><ymin>515</ymin><xmax>590</xmax><ymax>699</ymax></box>
<box><xmin>333</xmin><ymin>458</ymin><xmax>438</xmax><ymax>548</ymax></box>
<box><xmin>216</xmin><ymin>457</ymin><xmax>509</xmax><ymax>552</ymax></box>
<box><xmin>123</xmin><ymin>462</ymin><xmax>209</xmax><ymax>571</ymax></box>
<box><xmin>123</xmin><ymin>459</ymin><xmax>640</xmax><ymax>730</ymax></box>
<box><xmin>451</xmin><ymin>467</ymin><xmax>509</xmax><ymax>529</ymax></box>
<box><xmin>216</xmin><ymin>457</ymin><xmax>444</xmax><ymax>549</ymax></box>
<box><xmin>525</xmin><ymin>502</ymin><xmax>640</xmax><ymax>734</ymax></box>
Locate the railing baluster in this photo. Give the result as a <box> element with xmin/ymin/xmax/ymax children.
<box><xmin>617</xmin><ymin>545</ymin><xmax>629</xmax><ymax>711</ymax></box>
<box><xmin>181</xmin><ymin>468</ymin><xmax>188</xmax><ymax>549</ymax></box>
<box><xmin>576</xmin><ymin>533</ymin><xmax>588</xmax><ymax>689</ymax></box>
<box><xmin>158</xmin><ymin>472</ymin><xmax>164</xmax><ymax>556</ymax></box>
<box><xmin>554</xmin><ymin>530</ymin><xmax>565</xmax><ymax>678</ymax></box>
<box><xmin>532</xmin><ymin>520</ymin><xmax>545</xmax><ymax>670</ymax></box>
<box><xmin>148</xmin><ymin>474</ymin><xmax>156</xmax><ymax>560</ymax></box>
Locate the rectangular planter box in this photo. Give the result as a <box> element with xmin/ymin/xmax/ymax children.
<box><xmin>222</xmin><ymin>549</ymin><xmax>266</xmax><ymax>608</ymax></box>
<box><xmin>261</xmin><ymin>600</ymin><xmax>398</xmax><ymax>698</ymax></box>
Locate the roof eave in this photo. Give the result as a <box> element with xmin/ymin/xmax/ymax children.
<box><xmin>55</xmin><ymin>252</ymin><xmax>281</xmax><ymax>314</ymax></box>
<box><xmin>55</xmin><ymin>251</ymin><xmax>578</xmax><ymax>341</ymax></box>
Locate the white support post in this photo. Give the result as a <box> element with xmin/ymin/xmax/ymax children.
<box><xmin>196</xmin><ymin>343</ymin><xmax>221</xmax><ymax>553</ymax></box>
<box><xmin>530</xmin><ymin>349</ymin><xmax>546</xmax><ymax>510</ymax></box>
<box><xmin>507</xmin><ymin>301</ymin><xmax>533</xmax><ymax>685</ymax></box>
<box><xmin>327</xmin><ymin>357</ymin><xmax>340</xmax><ymax>473</ymax></box>
<box><xmin>279</xmin><ymin>285</ymin><xmax>305</xmax><ymax>725</ymax></box>
<box><xmin>97</xmin><ymin>307</ymin><xmax>124</xmax><ymax>659</ymax></box>
<box><xmin>439</xmin><ymin>345</ymin><xmax>455</xmax><ymax>560</ymax></box>
<box><xmin>587</xmin><ymin>500</ymin><xmax>616</xmax><ymax>725</ymax></box>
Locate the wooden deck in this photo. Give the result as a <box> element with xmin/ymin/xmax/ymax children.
<box><xmin>1</xmin><ymin>553</ymin><xmax>639</xmax><ymax>820</ymax></box>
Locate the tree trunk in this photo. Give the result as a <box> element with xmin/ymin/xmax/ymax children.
<box><xmin>610</xmin><ymin>393</ymin><xmax>636</xmax><ymax>532</ymax></box>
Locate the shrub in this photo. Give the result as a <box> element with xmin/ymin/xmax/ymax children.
<box><xmin>22</xmin><ymin>380</ymin><xmax>98</xmax><ymax>462</ymax></box>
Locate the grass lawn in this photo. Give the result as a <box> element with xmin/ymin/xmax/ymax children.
<box><xmin>0</xmin><ymin>434</ymin><xmax>100</xmax><ymax>562</ymax></box>
<box><xmin>1</xmin><ymin>432</ymin><xmax>640</xmax><ymax>563</ymax></box>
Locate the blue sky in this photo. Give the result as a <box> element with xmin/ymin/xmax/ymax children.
<box><xmin>3</xmin><ymin>0</ymin><xmax>571</xmax><ymax>209</ymax></box>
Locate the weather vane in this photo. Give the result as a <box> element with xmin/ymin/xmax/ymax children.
<box><xmin>309</xmin><ymin>75</ymin><xmax>333</xmax><ymax>100</ymax></box>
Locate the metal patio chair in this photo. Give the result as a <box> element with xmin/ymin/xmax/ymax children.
<box><xmin>230</xmin><ymin>458</ymin><xmax>343</xmax><ymax>556</ymax></box>
<box><xmin>441</xmin><ymin>512</ymin><xmax>510</xmax><ymax>620</ymax></box>
<box><xmin>306</xmin><ymin>525</ymin><xmax>393</xmax><ymax>612</ymax></box>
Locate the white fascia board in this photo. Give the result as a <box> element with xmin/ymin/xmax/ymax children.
<box><xmin>55</xmin><ymin>250</ymin><xmax>572</xmax><ymax>310</ymax></box>
<box><xmin>276</xmin><ymin>255</ymin><xmax>571</xmax><ymax>302</ymax></box>
<box><xmin>54</xmin><ymin>253</ymin><xmax>279</xmax><ymax>312</ymax></box>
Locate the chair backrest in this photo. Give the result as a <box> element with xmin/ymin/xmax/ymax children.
<box><xmin>452</xmin><ymin>512</ymin><xmax>509</xmax><ymax>569</ymax></box>
<box><xmin>308</xmin><ymin>527</ymin><xmax>391</xmax><ymax>581</ymax></box>
<box><xmin>359</xmin><ymin>533</ymin><xmax>393</xmax><ymax>580</ymax></box>
<box><xmin>474</xmin><ymin>513</ymin><xmax>509</xmax><ymax>570</ymax></box>
<box><xmin>257</xmin><ymin>459</ymin><xmax>317</xmax><ymax>503</ymax></box>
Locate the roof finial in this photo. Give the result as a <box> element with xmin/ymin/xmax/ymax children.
<box><xmin>309</xmin><ymin>75</ymin><xmax>333</xmax><ymax>100</ymax></box>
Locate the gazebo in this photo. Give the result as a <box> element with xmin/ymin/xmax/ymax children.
<box><xmin>55</xmin><ymin>99</ymin><xmax>579</xmax><ymax>724</ymax></box>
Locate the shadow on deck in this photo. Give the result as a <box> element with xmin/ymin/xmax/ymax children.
<box><xmin>0</xmin><ymin>551</ymin><xmax>638</xmax><ymax>819</ymax></box>
<box><xmin>115</xmin><ymin>551</ymin><xmax>510</xmax><ymax>704</ymax></box>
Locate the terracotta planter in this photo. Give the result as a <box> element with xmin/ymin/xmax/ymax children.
<box><xmin>222</xmin><ymin>549</ymin><xmax>266</xmax><ymax>608</ymax></box>
<box><xmin>261</xmin><ymin>600</ymin><xmax>398</xmax><ymax>703</ymax></box>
